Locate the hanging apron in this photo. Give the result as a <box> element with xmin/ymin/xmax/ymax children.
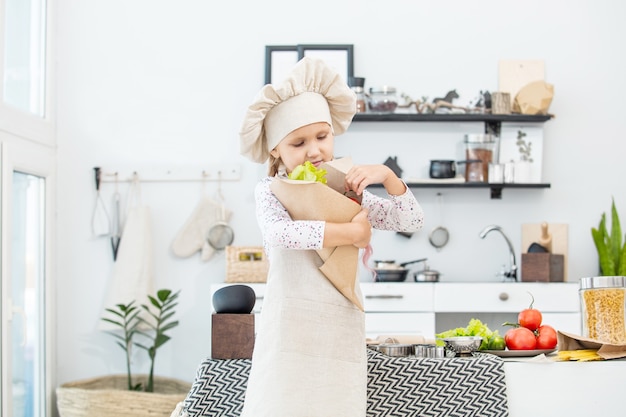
<box><xmin>240</xmin><ymin>248</ymin><xmax>366</xmax><ymax>417</ymax></box>
<box><xmin>99</xmin><ymin>177</ymin><xmax>155</xmax><ymax>330</ymax></box>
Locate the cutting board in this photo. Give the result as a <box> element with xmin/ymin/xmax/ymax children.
<box><xmin>498</xmin><ymin>60</ymin><xmax>545</xmax><ymax>106</ymax></box>
<box><xmin>521</xmin><ymin>223</ymin><xmax>569</xmax><ymax>280</ymax></box>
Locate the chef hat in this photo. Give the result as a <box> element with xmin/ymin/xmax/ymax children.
<box><xmin>239</xmin><ymin>57</ymin><xmax>357</xmax><ymax>164</ymax></box>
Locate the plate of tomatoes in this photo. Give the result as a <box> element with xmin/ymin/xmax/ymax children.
<box><xmin>483</xmin><ymin>348</ymin><xmax>557</xmax><ymax>357</ymax></box>
<box><xmin>486</xmin><ymin>292</ymin><xmax>559</xmax><ymax>356</ymax></box>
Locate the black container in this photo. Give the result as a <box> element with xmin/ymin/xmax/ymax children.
<box><xmin>212</xmin><ymin>285</ymin><xmax>256</xmax><ymax>314</ymax></box>
<box><xmin>429</xmin><ymin>160</ymin><xmax>456</xmax><ymax>179</ymax></box>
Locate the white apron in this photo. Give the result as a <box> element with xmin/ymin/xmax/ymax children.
<box><xmin>240</xmin><ymin>248</ymin><xmax>366</xmax><ymax>417</ymax></box>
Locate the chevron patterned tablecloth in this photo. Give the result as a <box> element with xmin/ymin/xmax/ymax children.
<box><xmin>176</xmin><ymin>349</ymin><xmax>509</xmax><ymax>417</ymax></box>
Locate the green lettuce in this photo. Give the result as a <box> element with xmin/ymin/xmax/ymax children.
<box><xmin>288</xmin><ymin>161</ymin><xmax>327</xmax><ymax>184</ymax></box>
<box><xmin>436</xmin><ymin>318</ymin><xmax>499</xmax><ymax>350</ymax></box>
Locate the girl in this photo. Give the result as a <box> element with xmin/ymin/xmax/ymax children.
<box><xmin>238</xmin><ymin>57</ymin><xmax>423</xmax><ymax>417</ymax></box>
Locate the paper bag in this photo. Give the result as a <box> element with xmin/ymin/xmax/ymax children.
<box><xmin>558</xmin><ymin>330</ymin><xmax>626</xmax><ymax>360</ymax></box>
<box><xmin>512</xmin><ymin>80</ymin><xmax>554</xmax><ymax>115</ymax></box>
<box><xmin>269</xmin><ymin>158</ymin><xmax>364</xmax><ymax>311</ymax></box>
<box><xmin>321</xmin><ymin>157</ymin><xmax>363</xmax><ymax>204</ymax></box>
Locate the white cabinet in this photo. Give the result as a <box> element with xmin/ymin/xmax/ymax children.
<box><xmin>209</xmin><ymin>282</ymin><xmax>582</xmax><ymax>340</ymax></box>
<box><xmin>433</xmin><ymin>282</ymin><xmax>579</xmax><ymax>312</ymax></box>
<box><xmin>434</xmin><ymin>282</ymin><xmax>581</xmax><ymax>336</ymax></box>
<box><xmin>361</xmin><ymin>283</ymin><xmax>435</xmax><ymax>338</ymax></box>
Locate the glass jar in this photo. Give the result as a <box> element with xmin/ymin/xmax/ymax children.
<box><xmin>579</xmin><ymin>276</ymin><xmax>626</xmax><ymax>344</ymax></box>
<box><xmin>463</xmin><ymin>159</ymin><xmax>485</xmax><ymax>183</ymax></box>
<box><xmin>464</xmin><ymin>134</ymin><xmax>499</xmax><ymax>183</ymax></box>
<box><xmin>368</xmin><ymin>86</ymin><xmax>399</xmax><ymax>114</ymax></box>
<box><xmin>349</xmin><ymin>77</ymin><xmax>367</xmax><ymax>113</ymax></box>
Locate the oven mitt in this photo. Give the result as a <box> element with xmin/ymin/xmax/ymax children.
<box><xmin>171</xmin><ymin>196</ymin><xmax>232</xmax><ymax>261</ymax></box>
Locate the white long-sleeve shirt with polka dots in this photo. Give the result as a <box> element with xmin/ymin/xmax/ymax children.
<box><xmin>255</xmin><ymin>176</ymin><xmax>424</xmax><ymax>257</ymax></box>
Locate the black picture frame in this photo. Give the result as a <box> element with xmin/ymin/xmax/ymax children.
<box><xmin>264</xmin><ymin>45</ymin><xmax>299</xmax><ymax>85</ymax></box>
<box><xmin>297</xmin><ymin>44</ymin><xmax>354</xmax><ymax>84</ymax></box>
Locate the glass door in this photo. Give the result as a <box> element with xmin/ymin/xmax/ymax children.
<box><xmin>1</xmin><ymin>142</ymin><xmax>55</xmax><ymax>417</ymax></box>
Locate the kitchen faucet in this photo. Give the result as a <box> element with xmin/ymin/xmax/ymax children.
<box><xmin>479</xmin><ymin>225</ymin><xmax>518</xmax><ymax>281</ymax></box>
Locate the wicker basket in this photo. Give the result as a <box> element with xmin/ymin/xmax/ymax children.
<box><xmin>225</xmin><ymin>246</ymin><xmax>269</xmax><ymax>283</ymax></box>
<box><xmin>56</xmin><ymin>374</ymin><xmax>191</xmax><ymax>417</ymax></box>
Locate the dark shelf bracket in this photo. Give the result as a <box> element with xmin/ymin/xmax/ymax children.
<box><xmin>490</xmin><ymin>186</ymin><xmax>503</xmax><ymax>199</ymax></box>
<box><xmin>485</xmin><ymin>121</ymin><xmax>501</xmax><ymax>137</ymax></box>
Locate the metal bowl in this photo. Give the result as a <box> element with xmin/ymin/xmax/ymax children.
<box><xmin>378</xmin><ymin>343</ymin><xmax>413</xmax><ymax>357</ymax></box>
<box><xmin>441</xmin><ymin>336</ymin><xmax>483</xmax><ymax>355</ymax></box>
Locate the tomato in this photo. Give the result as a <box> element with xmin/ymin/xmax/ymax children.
<box><xmin>535</xmin><ymin>325</ymin><xmax>558</xmax><ymax>349</ymax></box>
<box><xmin>504</xmin><ymin>327</ymin><xmax>537</xmax><ymax>350</ymax></box>
<box><xmin>518</xmin><ymin>308</ymin><xmax>542</xmax><ymax>331</ymax></box>
<box><xmin>518</xmin><ymin>292</ymin><xmax>542</xmax><ymax>331</ymax></box>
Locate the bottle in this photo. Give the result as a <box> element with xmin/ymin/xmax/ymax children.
<box><xmin>349</xmin><ymin>77</ymin><xmax>367</xmax><ymax>113</ymax></box>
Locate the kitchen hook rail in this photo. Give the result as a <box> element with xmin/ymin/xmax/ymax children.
<box><xmin>93</xmin><ymin>164</ymin><xmax>241</xmax><ymax>185</ymax></box>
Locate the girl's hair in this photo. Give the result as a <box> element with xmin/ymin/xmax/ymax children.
<box><xmin>268</xmin><ymin>155</ymin><xmax>281</xmax><ymax>176</ymax></box>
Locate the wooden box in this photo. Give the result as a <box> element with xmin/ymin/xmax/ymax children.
<box><xmin>521</xmin><ymin>253</ymin><xmax>564</xmax><ymax>282</ymax></box>
<box><xmin>211</xmin><ymin>313</ymin><xmax>255</xmax><ymax>359</ymax></box>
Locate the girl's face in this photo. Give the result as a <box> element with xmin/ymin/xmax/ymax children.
<box><xmin>270</xmin><ymin>122</ymin><xmax>334</xmax><ymax>174</ymax></box>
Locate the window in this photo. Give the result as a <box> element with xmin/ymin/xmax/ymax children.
<box><xmin>1</xmin><ymin>141</ymin><xmax>56</xmax><ymax>417</ymax></box>
<box><xmin>0</xmin><ymin>0</ymin><xmax>54</xmax><ymax>145</ymax></box>
<box><xmin>3</xmin><ymin>0</ymin><xmax>47</xmax><ymax>116</ymax></box>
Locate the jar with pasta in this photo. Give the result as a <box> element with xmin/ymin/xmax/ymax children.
<box><xmin>579</xmin><ymin>276</ymin><xmax>626</xmax><ymax>344</ymax></box>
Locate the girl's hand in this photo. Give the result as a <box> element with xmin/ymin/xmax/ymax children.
<box><xmin>344</xmin><ymin>164</ymin><xmax>406</xmax><ymax>196</ymax></box>
<box><xmin>350</xmin><ymin>209</ymin><xmax>372</xmax><ymax>248</ymax></box>
<box><xmin>322</xmin><ymin>208</ymin><xmax>371</xmax><ymax>249</ymax></box>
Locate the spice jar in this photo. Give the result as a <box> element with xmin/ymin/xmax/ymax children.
<box><xmin>579</xmin><ymin>276</ymin><xmax>626</xmax><ymax>344</ymax></box>
<box><xmin>464</xmin><ymin>134</ymin><xmax>499</xmax><ymax>183</ymax></box>
<box><xmin>368</xmin><ymin>86</ymin><xmax>399</xmax><ymax>113</ymax></box>
<box><xmin>349</xmin><ymin>77</ymin><xmax>367</xmax><ymax>113</ymax></box>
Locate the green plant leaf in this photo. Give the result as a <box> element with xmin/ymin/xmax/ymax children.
<box><xmin>101</xmin><ymin>300</ymin><xmax>141</xmax><ymax>391</ymax></box>
<box><xmin>157</xmin><ymin>289</ymin><xmax>173</xmax><ymax>301</ymax></box>
<box><xmin>619</xmin><ymin>242</ymin><xmax>626</xmax><ymax>275</ymax></box>
<box><xmin>611</xmin><ymin>198</ymin><xmax>622</xmax><ymax>263</ymax></box>
<box><xmin>160</xmin><ymin>321</ymin><xmax>179</xmax><ymax>333</ymax></box>
<box><xmin>592</xmin><ymin>220</ymin><xmax>615</xmax><ymax>275</ymax></box>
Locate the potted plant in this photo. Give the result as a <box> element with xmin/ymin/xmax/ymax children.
<box><xmin>514</xmin><ymin>129</ymin><xmax>533</xmax><ymax>182</ymax></box>
<box><xmin>591</xmin><ymin>198</ymin><xmax>626</xmax><ymax>275</ymax></box>
<box><xmin>56</xmin><ymin>289</ymin><xmax>191</xmax><ymax>417</ymax></box>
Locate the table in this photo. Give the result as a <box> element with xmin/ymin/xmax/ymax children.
<box><xmin>175</xmin><ymin>349</ymin><xmax>508</xmax><ymax>417</ymax></box>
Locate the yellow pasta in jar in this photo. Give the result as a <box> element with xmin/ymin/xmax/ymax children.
<box><xmin>582</xmin><ymin>288</ymin><xmax>626</xmax><ymax>344</ymax></box>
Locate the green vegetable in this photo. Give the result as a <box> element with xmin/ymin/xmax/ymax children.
<box><xmin>436</xmin><ymin>318</ymin><xmax>499</xmax><ymax>350</ymax></box>
<box><xmin>488</xmin><ymin>335</ymin><xmax>506</xmax><ymax>350</ymax></box>
<box><xmin>591</xmin><ymin>197</ymin><xmax>626</xmax><ymax>275</ymax></box>
<box><xmin>288</xmin><ymin>161</ymin><xmax>327</xmax><ymax>184</ymax></box>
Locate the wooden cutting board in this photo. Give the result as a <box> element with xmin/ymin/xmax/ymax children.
<box><xmin>521</xmin><ymin>223</ymin><xmax>569</xmax><ymax>280</ymax></box>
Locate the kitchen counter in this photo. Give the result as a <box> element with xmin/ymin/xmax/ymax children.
<box><xmin>504</xmin><ymin>357</ymin><xmax>625</xmax><ymax>417</ymax></box>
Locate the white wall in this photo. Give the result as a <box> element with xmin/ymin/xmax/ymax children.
<box><xmin>54</xmin><ymin>0</ymin><xmax>626</xmax><ymax>386</ymax></box>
